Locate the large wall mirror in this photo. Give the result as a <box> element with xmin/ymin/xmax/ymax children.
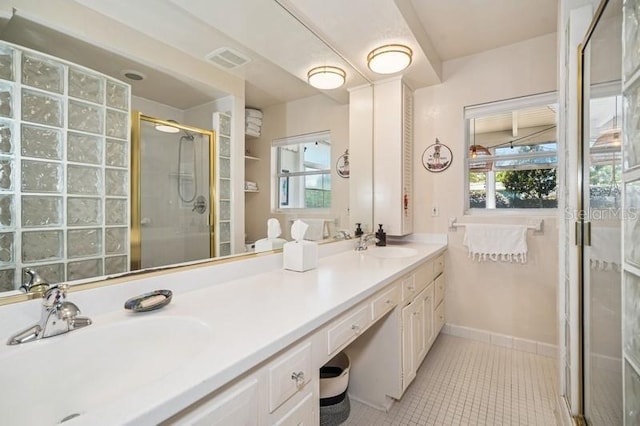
<box><xmin>0</xmin><ymin>0</ymin><xmax>371</xmax><ymax>303</ymax></box>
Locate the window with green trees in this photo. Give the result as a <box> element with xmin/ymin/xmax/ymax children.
<box><xmin>465</xmin><ymin>93</ymin><xmax>558</xmax><ymax>210</ymax></box>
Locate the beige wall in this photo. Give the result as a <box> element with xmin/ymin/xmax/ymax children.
<box><xmin>245</xmin><ymin>94</ymin><xmax>349</xmax><ymax>243</ymax></box>
<box><xmin>413</xmin><ymin>33</ymin><xmax>559</xmax><ymax>344</ymax></box>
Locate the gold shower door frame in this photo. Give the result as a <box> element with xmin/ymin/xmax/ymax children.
<box><xmin>130</xmin><ymin>111</ymin><xmax>217</xmax><ymax>270</ymax></box>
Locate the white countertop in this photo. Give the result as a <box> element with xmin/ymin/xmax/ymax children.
<box><xmin>1</xmin><ymin>240</ymin><xmax>446</xmax><ymax>425</ymax></box>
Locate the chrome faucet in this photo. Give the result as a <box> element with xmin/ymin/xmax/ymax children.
<box><xmin>355</xmin><ymin>233</ymin><xmax>378</xmax><ymax>251</ymax></box>
<box><xmin>20</xmin><ymin>268</ymin><xmax>50</xmax><ymax>294</ymax></box>
<box><xmin>334</xmin><ymin>230</ymin><xmax>352</xmax><ymax>240</ymax></box>
<box><xmin>7</xmin><ymin>284</ymin><xmax>92</xmax><ymax>345</ymax></box>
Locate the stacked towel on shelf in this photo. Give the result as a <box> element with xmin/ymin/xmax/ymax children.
<box><xmin>245</xmin><ymin>108</ymin><xmax>263</xmax><ymax>137</ymax></box>
<box><xmin>463</xmin><ymin>224</ymin><xmax>528</xmax><ymax>263</ymax></box>
<box><xmin>245</xmin><ymin>181</ymin><xmax>259</xmax><ymax>191</ymax></box>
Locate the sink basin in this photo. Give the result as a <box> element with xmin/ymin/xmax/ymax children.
<box><xmin>364</xmin><ymin>246</ymin><xmax>418</xmax><ymax>259</ymax></box>
<box><xmin>0</xmin><ymin>315</ymin><xmax>212</xmax><ymax>425</ymax></box>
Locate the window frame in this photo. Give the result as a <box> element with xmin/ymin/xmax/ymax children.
<box><xmin>271</xmin><ymin>130</ymin><xmax>332</xmax><ymax>213</ymax></box>
<box><xmin>464</xmin><ymin>91</ymin><xmax>559</xmax><ymax>214</ymax></box>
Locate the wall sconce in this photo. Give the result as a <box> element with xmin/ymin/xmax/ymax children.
<box><xmin>307</xmin><ymin>66</ymin><xmax>346</xmax><ymax>89</ymax></box>
<box><xmin>367</xmin><ymin>44</ymin><xmax>413</xmax><ymax>74</ymax></box>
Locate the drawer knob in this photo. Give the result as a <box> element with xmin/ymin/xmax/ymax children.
<box><xmin>408</xmin><ymin>285</ymin><xmax>415</xmax><ymax>290</ymax></box>
<box><xmin>385</xmin><ymin>299</ymin><xmax>392</xmax><ymax>305</ymax></box>
<box><xmin>291</xmin><ymin>371</ymin><xmax>305</xmax><ymax>387</ymax></box>
<box><xmin>351</xmin><ymin>324</ymin><xmax>361</xmax><ymax>334</ymax></box>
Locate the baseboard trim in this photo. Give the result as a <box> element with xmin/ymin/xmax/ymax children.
<box><xmin>442</xmin><ymin>323</ymin><xmax>558</xmax><ymax>358</ymax></box>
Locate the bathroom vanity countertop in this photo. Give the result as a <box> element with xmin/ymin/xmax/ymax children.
<box><xmin>4</xmin><ymin>241</ymin><xmax>446</xmax><ymax>425</ymax></box>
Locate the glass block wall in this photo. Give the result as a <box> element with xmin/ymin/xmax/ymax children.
<box><xmin>0</xmin><ymin>41</ymin><xmax>131</xmax><ymax>292</ymax></box>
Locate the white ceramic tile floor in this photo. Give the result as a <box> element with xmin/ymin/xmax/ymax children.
<box><xmin>344</xmin><ymin>334</ymin><xmax>559</xmax><ymax>426</ymax></box>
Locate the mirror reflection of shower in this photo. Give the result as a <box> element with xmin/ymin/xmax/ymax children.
<box><xmin>156</xmin><ymin>120</ymin><xmax>207</xmax><ymax>213</ymax></box>
<box><xmin>135</xmin><ymin>114</ymin><xmax>214</xmax><ymax>269</ymax></box>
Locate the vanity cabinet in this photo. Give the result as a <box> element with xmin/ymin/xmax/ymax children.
<box><xmin>346</xmin><ymin>254</ymin><xmax>445</xmax><ymax>409</ymax></box>
<box><xmin>164</xmin><ymin>340</ymin><xmax>317</xmax><ymax>426</ymax></box>
<box><xmin>163</xmin><ymin>249</ymin><xmax>446</xmax><ymax>424</ymax></box>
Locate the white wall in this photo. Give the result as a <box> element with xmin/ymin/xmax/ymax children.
<box><xmin>2</xmin><ymin>0</ymin><xmax>243</xmax><ymax>98</ymax></box>
<box><xmin>245</xmin><ymin>94</ymin><xmax>349</xmax><ymax>242</ymax></box>
<box><xmin>413</xmin><ymin>33</ymin><xmax>559</xmax><ymax>344</ymax></box>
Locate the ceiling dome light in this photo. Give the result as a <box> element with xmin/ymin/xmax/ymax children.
<box><xmin>367</xmin><ymin>44</ymin><xmax>413</xmax><ymax>74</ymax></box>
<box><xmin>155</xmin><ymin>119</ymin><xmax>180</xmax><ymax>134</ymax></box>
<box><xmin>307</xmin><ymin>66</ymin><xmax>346</xmax><ymax>90</ymax></box>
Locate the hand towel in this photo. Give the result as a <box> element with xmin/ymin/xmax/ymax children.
<box><xmin>300</xmin><ymin>219</ymin><xmax>327</xmax><ymax>241</ymax></box>
<box><xmin>463</xmin><ymin>224</ymin><xmax>528</xmax><ymax>263</ymax></box>
<box><xmin>589</xmin><ymin>226</ymin><xmax>621</xmax><ymax>271</ymax></box>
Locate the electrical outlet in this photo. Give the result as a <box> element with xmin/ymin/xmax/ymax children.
<box><xmin>432</xmin><ymin>205</ymin><xmax>439</xmax><ymax>217</ymax></box>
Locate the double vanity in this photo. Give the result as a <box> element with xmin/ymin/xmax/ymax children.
<box><xmin>0</xmin><ymin>238</ymin><xmax>446</xmax><ymax>425</ymax></box>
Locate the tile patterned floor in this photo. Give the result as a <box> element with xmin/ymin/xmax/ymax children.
<box><xmin>344</xmin><ymin>334</ymin><xmax>559</xmax><ymax>426</ymax></box>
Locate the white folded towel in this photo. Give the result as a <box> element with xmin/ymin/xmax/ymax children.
<box><xmin>245</xmin><ymin>108</ymin><xmax>263</xmax><ymax>119</ymax></box>
<box><xmin>246</xmin><ymin>116</ymin><xmax>262</xmax><ymax>126</ymax></box>
<box><xmin>245</xmin><ymin>129</ymin><xmax>261</xmax><ymax>138</ymax></box>
<box><xmin>590</xmin><ymin>226</ymin><xmax>621</xmax><ymax>271</ymax></box>
<box><xmin>463</xmin><ymin>224</ymin><xmax>528</xmax><ymax>263</ymax></box>
<box><xmin>246</xmin><ymin>122</ymin><xmax>261</xmax><ymax>133</ymax></box>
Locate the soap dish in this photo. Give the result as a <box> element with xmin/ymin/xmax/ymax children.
<box><xmin>124</xmin><ymin>289</ymin><xmax>172</xmax><ymax>313</ymax></box>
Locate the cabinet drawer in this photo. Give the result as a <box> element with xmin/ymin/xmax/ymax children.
<box><xmin>414</xmin><ymin>260</ymin><xmax>434</xmax><ymax>289</ymax></box>
<box><xmin>269</xmin><ymin>342</ymin><xmax>312</xmax><ymax>413</ymax></box>
<box><xmin>327</xmin><ymin>304</ymin><xmax>370</xmax><ymax>355</ymax></box>
<box><xmin>372</xmin><ymin>284</ymin><xmax>400</xmax><ymax>321</ymax></box>
<box><xmin>402</xmin><ymin>273</ymin><xmax>427</xmax><ymax>301</ymax></box>
<box><xmin>435</xmin><ymin>300</ymin><xmax>445</xmax><ymax>335</ymax></box>
<box><xmin>435</xmin><ymin>274</ymin><xmax>445</xmax><ymax>306</ymax></box>
<box><xmin>434</xmin><ymin>254</ymin><xmax>445</xmax><ymax>276</ymax></box>
<box><xmin>273</xmin><ymin>391</ymin><xmax>315</xmax><ymax>426</ymax></box>
<box><xmin>166</xmin><ymin>377</ymin><xmax>259</xmax><ymax>426</ymax></box>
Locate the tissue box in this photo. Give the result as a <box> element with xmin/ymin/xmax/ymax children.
<box><xmin>283</xmin><ymin>241</ymin><xmax>318</xmax><ymax>272</ymax></box>
<box><xmin>254</xmin><ymin>238</ymin><xmax>286</xmax><ymax>253</ymax></box>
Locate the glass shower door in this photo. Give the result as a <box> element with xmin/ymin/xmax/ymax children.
<box><xmin>580</xmin><ymin>3</ymin><xmax>623</xmax><ymax>421</ymax></box>
<box><xmin>583</xmin><ymin>92</ymin><xmax>623</xmax><ymax>425</ymax></box>
<box><xmin>132</xmin><ymin>113</ymin><xmax>215</xmax><ymax>270</ymax></box>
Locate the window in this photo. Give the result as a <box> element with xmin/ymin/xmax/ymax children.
<box><xmin>588</xmin><ymin>92</ymin><xmax>622</xmax><ymax>209</ymax></box>
<box><xmin>273</xmin><ymin>131</ymin><xmax>331</xmax><ymax>210</ymax></box>
<box><xmin>465</xmin><ymin>93</ymin><xmax>558</xmax><ymax>210</ymax></box>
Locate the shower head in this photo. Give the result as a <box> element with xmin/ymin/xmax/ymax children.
<box><xmin>180</xmin><ymin>130</ymin><xmax>195</xmax><ymax>140</ymax></box>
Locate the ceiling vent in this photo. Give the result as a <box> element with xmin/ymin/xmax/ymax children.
<box><xmin>206</xmin><ymin>47</ymin><xmax>250</xmax><ymax>70</ymax></box>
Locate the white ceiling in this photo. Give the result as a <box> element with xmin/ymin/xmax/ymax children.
<box><xmin>1</xmin><ymin>0</ymin><xmax>558</xmax><ymax>110</ymax></box>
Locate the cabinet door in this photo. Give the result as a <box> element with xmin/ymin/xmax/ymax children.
<box><xmin>401</xmin><ymin>291</ymin><xmax>426</xmax><ymax>390</ymax></box>
<box><xmin>422</xmin><ymin>284</ymin><xmax>435</xmax><ymax>352</ymax></box>
<box><xmin>273</xmin><ymin>391</ymin><xmax>315</xmax><ymax>426</ymax></box>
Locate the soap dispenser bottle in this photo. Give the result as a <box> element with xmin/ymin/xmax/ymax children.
<box><xmin>354</xmin><ymin>223</ymin><xmax>364</xmax><ymax>238</ymax></box>
<box><xmin>375</xmin><ymin>224</ymin><xmax>387</xmax><ymax>246</ymax></box>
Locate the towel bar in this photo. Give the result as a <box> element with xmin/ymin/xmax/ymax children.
<box><xmin>448</xmin><ymin>217</ymin><xmax>543</xmax><ymax>233</ymax></box>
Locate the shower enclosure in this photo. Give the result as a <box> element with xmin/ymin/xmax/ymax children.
<box><xmin>131</xmin><ymin>113</ymin><xmax>215</xmax><ymax>269</ymax></box>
